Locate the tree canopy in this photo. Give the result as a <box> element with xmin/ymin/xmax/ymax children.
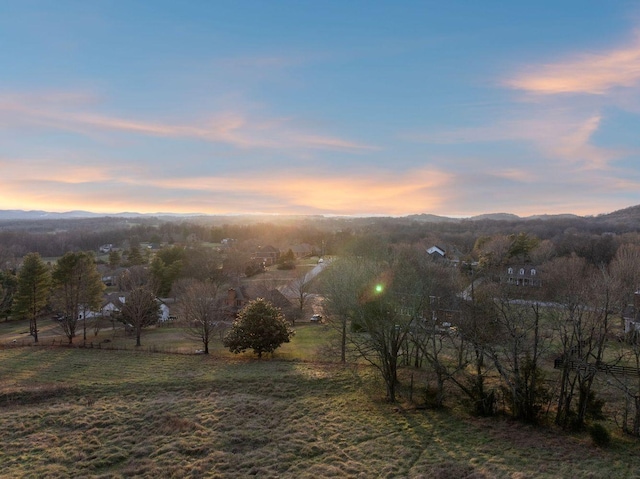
<box><xmin>223</xmin><ymin>298</ymin><xmax>293</xmax><ymax>358</ymax></box>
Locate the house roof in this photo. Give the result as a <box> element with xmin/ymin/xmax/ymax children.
<box><xmin>427</xmin><ymin>245</ymin><xmax>445</xmax><ymax>256</ymax></box>
<box><xmin>290</xmin><ymin>243</ymin><xmax>313</xmax><ymax>254</ymax></box>
<box><xmin>262</xmin><ymin>289</ymin><xmax>292</xmax><ymax>309</ymax></box>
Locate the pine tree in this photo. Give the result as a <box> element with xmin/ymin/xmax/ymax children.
<box><xmin>14</xmin><ymin>253</ymin><xmax>51</xmax><ymax>343</ymax></box>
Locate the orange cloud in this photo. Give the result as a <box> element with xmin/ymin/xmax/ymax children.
<box><xmin>506</xmin><ymin>34</ymin><xmax>640</xmax><ymax>94</ymax></box>
<box><xmin>0</xmin><ymin>160</ymin><xmax>453</xmax><ymax>216</ymax></box>
<box><xmin>0</xmin><ymin>158</ymin><xmax>116</xmax><ymax>184</ymax></box>
<box><xmin>123</xmin><ymin>168</ymin><xmax>454</xmax><ymax>215</ymax></box>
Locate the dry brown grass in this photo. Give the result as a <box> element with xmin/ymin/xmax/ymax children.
<box><xmin>0</xmin><ymin>347</ymin><xmax>639</xmax><ymax>478</ymax></box>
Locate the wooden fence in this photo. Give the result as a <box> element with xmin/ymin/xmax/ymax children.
<box><xmin>554</xmin><ymin>358</ymin><xmax>640</xmax><ymax>377</ymax></box>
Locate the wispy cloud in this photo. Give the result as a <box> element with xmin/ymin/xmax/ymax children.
<box><xmin>0</xmin><ymin>157</ymin><xmax>120</xmax><ymax>183</ymax></box>
<box><xmin>506</xmin><ymin>33</ymin><xmax>640</xmax><ymax>95</ymax></box>
<box><xmin>404</xmin><ymin>111</ymin><xmax>618</xmax><ymax>171</ymax></box>
<box><xmin>0</xmin><ymin>92</ymin><xmax>378</xmax><ymax>153</ymax></box>
<box><xmin>0</xmin><ymin>156</ymin><xmax>452</xmax><ymax>215</ymax></box>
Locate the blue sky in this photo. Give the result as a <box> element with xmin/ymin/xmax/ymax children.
<box><xmin>2</xmin><ymin>1</ymin><xmax>640</xmax><ymax>216</ymax></box>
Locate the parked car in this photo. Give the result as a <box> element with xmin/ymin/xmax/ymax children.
<box><xmin>310</xmin><ymin>314</ymin><xmax>322</xmax><ymax>322</ymax></box>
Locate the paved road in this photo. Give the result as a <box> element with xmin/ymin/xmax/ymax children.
<box><xmin>279</xmin><ymin>259</ymin><xmax>331</xmax><ymax>299</ymax></box>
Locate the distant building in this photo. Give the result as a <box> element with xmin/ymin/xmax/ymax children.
<box><xmin>622</xmin><ymin>291</ymin><xmax>640</xmax><ymax>334</ymax></box>
<box><xmin>253</xmin><ymin>245</ymin><xmax>280</xmax><ymax>266</ymax></box>
<box><xmin>503</xmin><ymin>266</ymin><xmax>541</xmax><ymax>287</ymax></box>
<box><xmin>226</xmin><ymin>287</ymin><xmax>250</xmax><ymax>314</ymax></box>
<box><xmin>426</xmin><ymin>245</ymin><xmax>446</xmax><ymax>259</ymax></box>
<box><xmin>289</xmin><ymin>243</ymin><xmax>314</xmax><ymax>258</ymax></box>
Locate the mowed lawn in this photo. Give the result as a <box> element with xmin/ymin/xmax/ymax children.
<box><xmin>1</xmin><ymin>347</ymin><xmax>640</xmax><ymax>478</ymax></box>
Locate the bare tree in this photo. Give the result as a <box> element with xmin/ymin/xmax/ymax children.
<box><xmin>546</xmin><ymin>256</ymin><xmax>613</xmax><ymax>429</ymax></box>
<box><xmin>182</xmin><ymin>281</ymin><xmax>229</xmax><ymax>354</ymax></box>
<box><xmin>605</xmin><ymin>330</ymin><xmax>640</xmax><ymax>436</ymax></box>
<box><xmin>321</xmin><ymin>256</ymin><xmax>378</xmax><ymax>363</ymax></box>
<box><xmin>453</xmin><ymin>281</ymin><xmax>500</xmax><ymax>416</ymax></box>
<box><xmin>350</xmin><ymin>291</ymin><xmax>413</xmax><ymax>402</ymax></box>
<box><xmin>120</xmin><ymin>287</ymin><xmax>160</xmax><ymax>347</ymax></box>
<box><xmin>484</xmin><ymin>287</ymin><xmax>550</xmax><ymax>422</ymax></box>
<box><xmin>286</xmin><ymin>268</ymin><xmax>315</xmax><ymax>324</ymax></box>
<box><xmin>52</xmin><ymin>252</ymin><xmax>105</xmax><ymax>344</ymax></box>
<box><xmin>610</xmin><ymin>243</ymin><xmax>640</xmax><ymax>324</ymax></box>
<box><xmin>223</xmin><ymin>248</ymin><xmax>252</xmax><ymax>285</ymax></box>
<box><xmin>118</xmin><ymin>265</ymin><xmax>149</xmax><ymax>291</ymax></box>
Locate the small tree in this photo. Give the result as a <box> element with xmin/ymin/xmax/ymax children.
<box><xmin>287</xmin><ymin>269</ymin><xmax>313</xmax><ymax>324</ymax></box>
<box><xmin>14</xmin><ymin>253</ymin><xmax>51</xmax><ymax>342</ymax></box>
<box><xmin>223</xmin><ymin>298</ymin><xmax>294</xmax><ymax>358</ymax></box>
<box><xmin>108</xmin><ymin>250</ymin><xmax>121</xmax><ymax>269</ymax></box>
<box><xmin>277</xmin><ymin>249</ymin><xmax>296</xmax><ymax>270</ymax></box>
<box><xmin>183</xmin><ymin>281</ymin><xmax>228</xmax><ymax>354</ymax></box>
<box><xmin>350</xmin><ymin>292</ymin><xmax>413</xmax><ymax>402</ymax></box>
<box><xmin>121</xmin><ymin>287</ymin><xmax>160</xmax><ymax>347</ymax></box>
<box><xmin>126</xmin><ymin>245</ymin><xmax>146</xmax><ymax>266</ymax></box>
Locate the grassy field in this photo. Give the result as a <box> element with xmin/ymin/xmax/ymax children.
<box><xmin>0</xmin><ymin>316</ymin><xmax>336</xmax><ymax>357</ymax></box>
<box><xmin>1</xmin><ymin>345</ymin><xmax>640</xmax><ymax>478</ymax></box>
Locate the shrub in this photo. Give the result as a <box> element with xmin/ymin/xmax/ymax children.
<box><xmin>223</xmin><ymin>298</ymin><xmax>294</xmax><ymax>358</ymax></box>
<box><xmin>589</xmin><ymin>423</ymin><xmax>611</xmax><ymax>447</ymax></box>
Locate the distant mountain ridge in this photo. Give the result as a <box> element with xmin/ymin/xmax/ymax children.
<box><xmin>0</xmin><ymin>206</ymin><xmax>636</xmax><ymax>223</ymax></box>
<box><xmin>0</xmin><ymin>210</ymin><xmax>203</xmax><ymax>220</ymax></box>
<box><xmin>405</xmin><ymin>212</ymin><xmax>581</xmax><ymax>222</ymax></box>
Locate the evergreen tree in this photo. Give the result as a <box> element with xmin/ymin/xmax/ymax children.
<box><xmin>108</xmin><ymin>250</ymin><xmax>121</xmax><ymax>269</ymax></box>
<box><xmin>127</xmin><ymin>245</ymin><xmax>146</xmax><ymax>266</ymax></box>
<box><xmin>223</xmin><ymin>298</ymin><xmax>293</xmax><ymax>358</ymax></box>
<box><xmin>14</xmin><ymin>253</ymin><xmax>51</xmax><ymax>343</ymax></box>
<box><xmin>0</xmin><ymin>269</ymin><xmax>18</xmax><ymax>321</ymax></box>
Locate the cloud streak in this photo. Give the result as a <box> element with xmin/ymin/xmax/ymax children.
<box><xmin>405</xmin><ymin>111</ymin><xmax>618</xmax><ymax>171</ymax></box>
<box><xmin>0</xmin><ymin>93</ymin><xmax>378</xmax><ymax>153</ymax></box>
<box><xmin>506</xmin><ymin>34</ymin><xmax>640</xmax><ymax>95</ymax></box>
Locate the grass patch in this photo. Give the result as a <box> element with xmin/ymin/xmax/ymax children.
<box><xmin>1</xmin><ymin>348</ymin><xmax>640</xmax><ymax>478</ymax></box>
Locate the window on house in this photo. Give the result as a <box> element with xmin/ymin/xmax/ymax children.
<box><xmin>520</xmin><ymin>268</ymin><xmax>525</xmax><ymax>275</ymax></box>
<box><xmin>531</xmin><ymin>269</ymin><xmax>536</xmax><ymax>276</ymax></box>
<box><xmin>508</xmin><ymin>267</ymin><xmax>513</xmax><ymax>274</ymax></box>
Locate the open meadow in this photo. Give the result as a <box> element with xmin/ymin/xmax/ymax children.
<box><xmin>2</xmin><ymin>340</ymin><xmax>640</xmax><ymax>478</ymax></box>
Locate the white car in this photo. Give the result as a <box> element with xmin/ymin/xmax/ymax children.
<box><xmin>310</xmin><ymin>314</ymin><xmax>322</xmax><ymax>322</ymax></box>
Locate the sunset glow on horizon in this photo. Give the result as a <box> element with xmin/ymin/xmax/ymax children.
<box><xmin>2</xmin><ymin>2</ymin><xmax>640</xmax><ymax>218</ymax></box>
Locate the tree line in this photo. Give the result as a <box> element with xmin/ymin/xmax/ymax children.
<box><xmin>320</xmin><ymin>233</ymin><xmax>640</xmax><ymax>440</ymax></box>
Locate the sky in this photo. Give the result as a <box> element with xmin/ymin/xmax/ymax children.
<box><xmin>2</xmin><ymin>1</ymin><xmax>640</xmax><ymax>218</ymax></box>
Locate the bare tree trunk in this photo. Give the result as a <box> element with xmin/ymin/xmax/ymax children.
<box><xmin>341</xmin><ymin>317</ymin><xmax>347</xmax><ymax>364</ymax></box>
